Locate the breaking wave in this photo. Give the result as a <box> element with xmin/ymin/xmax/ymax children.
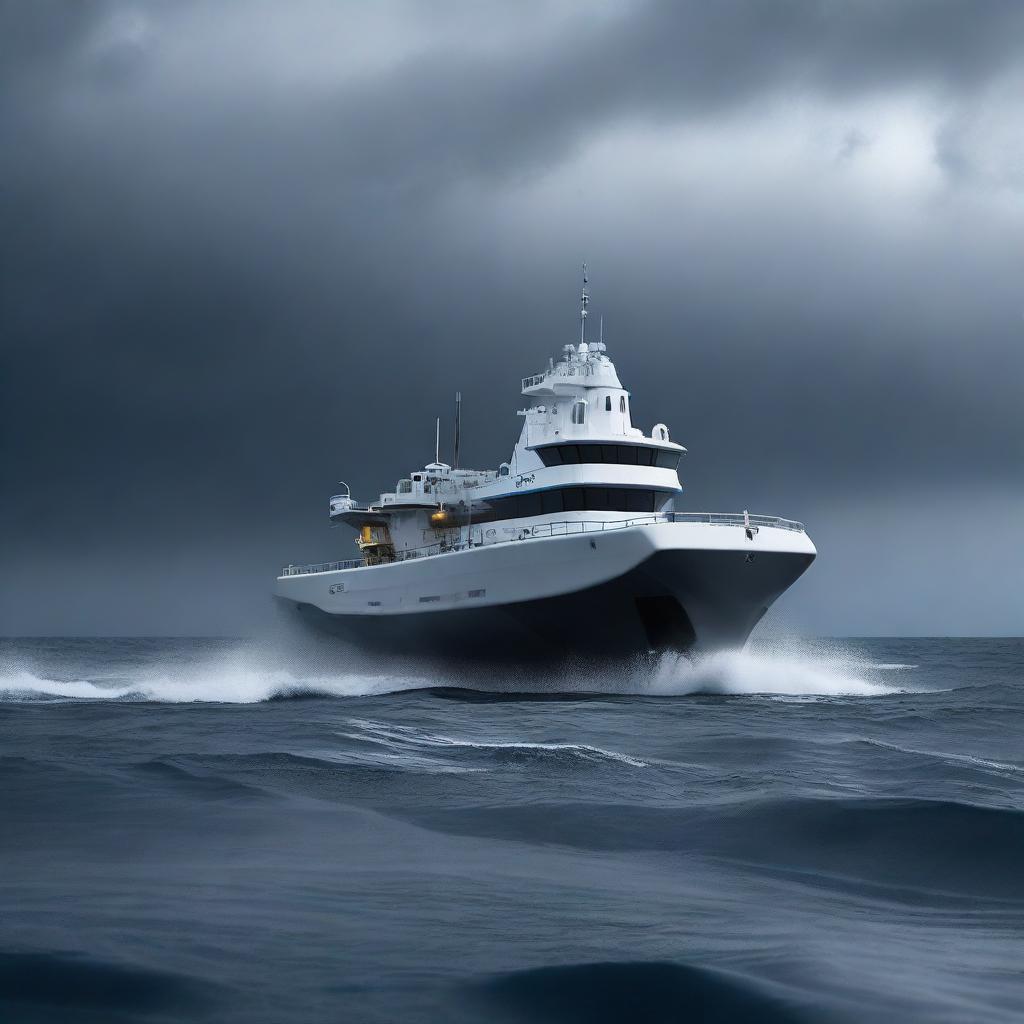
<box><xmin>0</xmin><ymin>664</ymin><xmax>432</xmax><ymax>703</ymax></box>
<box><xmin>0</xmin><ymin>640</ymin><xmax>916</xmax><ymax>703</ymax></box>
<box><xmin>643</xmin><ymin>647</ymin><xmax>912</xmax><ymax>698</ymax></box>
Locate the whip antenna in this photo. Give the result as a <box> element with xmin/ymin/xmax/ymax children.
<box><xmin>580</xmin><ymin>262</ymin><xmax>589</xmax><ymax>345</ymax></box>
<box><xmin>453</xmin><ymin>391</ymin><xmax>462</xmax><ymax>470</ymax></box>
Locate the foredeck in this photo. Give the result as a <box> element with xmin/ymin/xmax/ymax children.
<box><xmin>279</xmin><ymin>512</ymin><xmax>805</xmax><ymax>577</ymax></box>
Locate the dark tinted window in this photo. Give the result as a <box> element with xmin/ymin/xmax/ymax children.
<box><xmin>562</xmin><ymin>487</ymin><xmax>585</xmax><ymax>511</ymax></box>
<box><xmin>536</xmin><ymin>444</ymin><xmax>679</xmax><ymax>471</ymax></box>
<box><xmin>480</xmin><ymin>487</ymin><xmax>668</xmax><ymax>520</ymax></box>
<box><xmin>519</xmin><ymin>493</ymin><xmax>542</xmax><ymax>518</ymax></box>
<box><xmin>627</xmin><ymin>489</ymin><xmax>653</xmax><ymax>512</ymax></box>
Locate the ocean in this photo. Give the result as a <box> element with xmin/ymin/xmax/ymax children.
<box><xmin>1</xmin><ymin>636</ymin><xmax>1021</xmax><ymax>1023</ymax></box>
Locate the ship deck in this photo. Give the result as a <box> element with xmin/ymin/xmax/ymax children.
<box><xmin>279</xmin><ymin>511</ymin><xmax>806</xmax><ymax>578</ymax></box>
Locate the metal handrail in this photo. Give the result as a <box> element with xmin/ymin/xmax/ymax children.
<box><xmin>279</xmin><ymin>511</ymin><xmax>805</xmax><ymax>577</ymax></box>
<box><xmin>671</xmin><ymin>512</ymin><xmax>805</xmax><ymax>531</ymax></box>
<box><xmin>280</xmin><ymin>558</ymin><xmax>364</xmax><ymax>576</ymax></box>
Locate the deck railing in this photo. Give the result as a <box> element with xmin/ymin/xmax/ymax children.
<box><xmin>280</xmin><ymin>512</ymin><xmax>805</xmax><ymax>577</ymax></box>
<box><xmin>671</xmin><ymin>512</ymin><xmax>804</xmax><ymax>531</ymax></box>
<box><xmin>280</xmin><ymin>558</ymin><xmax>364</xmax><ymax>576</ymax></box>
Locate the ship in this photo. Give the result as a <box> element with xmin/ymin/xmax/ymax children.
<box><xmin>275</xmin><ymin>272</ymin><xmax>815</xmax><ymax>665</ymax></box>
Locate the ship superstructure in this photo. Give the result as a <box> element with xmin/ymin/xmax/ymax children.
<box><xmin>276</xmin><ymin>272</ymin><xmax>815</xmax><ymax>662</ymax></box>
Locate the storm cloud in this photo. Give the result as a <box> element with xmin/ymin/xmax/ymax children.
<box><xmin>2</xmin><ymin>0</ymin><xmax>1022</xmax><ymax>635</ymax></box>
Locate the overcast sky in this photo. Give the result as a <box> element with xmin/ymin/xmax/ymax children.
<box><xmin>2</xmin><ymin>0</ymin><xmax>1022</xmax><ymax>636</ymax></box>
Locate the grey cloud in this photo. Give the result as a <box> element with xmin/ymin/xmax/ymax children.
<box><xmin>836</xmin><ymin>129</ymin><xmax>871</xmax><ymax>161</ymax></box>
<box><xmin>2</xmin><ymin>0</ymin><xmax>1022</xmax><ymax>635</ymax></box>
<box><xmin>7</xmin><ymin>1</ymin><xmax>1024</xmax><ymax>187</ymax></box>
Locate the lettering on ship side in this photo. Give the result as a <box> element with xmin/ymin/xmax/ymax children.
<box><xmin>515</xmin><ymin>473</ymin><xmax>536</xmax><ymax>489</ymax></box>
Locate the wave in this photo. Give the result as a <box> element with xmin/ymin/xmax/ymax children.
<box><xmin>0</xmin><ymin>950</ymin><xmax>224</xmax><ymax>1016</ymax></box>
<box><xmin>853</xmin><ymin>738</ymin><xmax>1023</xmax><ymax>775</ymax></box>
<box><xmin>0</xmin><ymin>640</ymin><xmax>918</xmax><ymax>703</ymax></box>
<box><xmin>399</xmin><ymin>796</ymin><xmax>1024</xmax><ymax>900</ymax></box>
<box><xmin>0</xmin><ymin>664</ymin><xmax>432</xmax><ymax>704</ymax></box>
<box><xmin>644</xmin><ymin>648</ymin><xmax>910</xmax><ymax>698</ymax></box>
<box><xmin>339</xmin><ymin>718</ymin><xmax>648</xmax><ymax>768</ymax></box>
<box><xmin>466</xmin><ymin>960</ymin><xmax>811</xmax><ymax>1023</ymax></box>
<box><xmin>130</xmin><ymin>759</ymin><xmax>275</xmax><ymax>800</ymax></box>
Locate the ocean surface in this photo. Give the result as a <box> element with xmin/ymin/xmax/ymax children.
<box><xmin>1</xmin><ymin>635</ymin><xmax>1022</xmax><ymax>1024</ymax></box>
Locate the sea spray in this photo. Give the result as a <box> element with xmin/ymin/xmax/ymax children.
<box><xmin>642</xmin><ymin>647</ymin><xmax>904</xmax><ymax>698</ymax></box>
<box><xmin>0</xmin><ymin>645</ymin><xmax>433</xmax><ymax>703</ymax></box>
<box><xmin>0</xmin><ymin>637</ymin><xmax>912</xmax><ymax>701</ymax></box>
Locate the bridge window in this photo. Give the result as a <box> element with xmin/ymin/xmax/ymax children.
<box><xmin>605</xmin><ymin>396</ymin><xmax>612</xmax><ymax>411</ymax></box>
<box><xmin>620</xmin><ymin>396</ymin><xmax>626</xmax><ymax>413</ymax></box>
<box><xmin>534</xmin><ymin>444</ymin><xmax>680</xmax><ymax>471</ymax></box>
<box><xmin>571</xmin><ymin>400</ymin><xmax>587</xmax><ymax>425</ymax></box>
<box><xmin>478</xmin><ymin>487</ymin><xmax>669</xmax><ymax>521</ymax></box>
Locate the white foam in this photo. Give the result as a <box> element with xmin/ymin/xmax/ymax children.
<box><xmin>0</xmin><ymin>663</ymin><xmax>430</xmax><ymax>703</ymax></box>
<box><xmin>0</xmin><ymin>671</ymin><xmax>130</xmax><ymax>701</ymax></box>
<box><xmin>0</xmin><ymin>640</ymin><xmax>915</xmax><ymax>704</ymax></box>
<box><xmin>642</xmin><ymin>647</ymin><xmax>908</xmax><ymax>698</ymax></box>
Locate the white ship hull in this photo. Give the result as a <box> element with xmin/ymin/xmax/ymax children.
<box><xmin>275</xmin><ymin>517</ymin><xmax>815</xmax><ymax>664</ymax></box>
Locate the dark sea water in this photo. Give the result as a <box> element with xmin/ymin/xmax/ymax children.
<box><xmin>1</xmin><ymin>636</ymin><xmax>1022</xmax><ymax>1024</ymax></box>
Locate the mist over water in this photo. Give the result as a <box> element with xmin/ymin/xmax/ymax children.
<box><xmin>1</xmin><ymin>635</ymin><xmax>1022</xmax><ymax>1023</ymax></box>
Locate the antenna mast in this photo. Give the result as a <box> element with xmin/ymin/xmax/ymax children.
<box><xmin>453</xmin><ymin>391</ymin><xmax>462</xmax><ymax>470</ymax></box>
<box><xmin>435</xmin><ymin>417</ymin><xmax>440</xmax><ymax>465</ymax></box>
<box><xmin>579</xmin><ymin>262</ymin><xmax>589</xmax><ymax>346</ymax></box>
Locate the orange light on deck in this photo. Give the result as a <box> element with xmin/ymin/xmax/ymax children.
<box><xmin>430</xmin><ymin>509</ymin><xmax>449</xmax><ymax>526</ymax></box>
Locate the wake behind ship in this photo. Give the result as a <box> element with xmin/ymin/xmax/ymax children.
<box><xmin>276</xmin><ymin>274</ymin><xmax>815</xmax><ymax>663</ymax></box>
